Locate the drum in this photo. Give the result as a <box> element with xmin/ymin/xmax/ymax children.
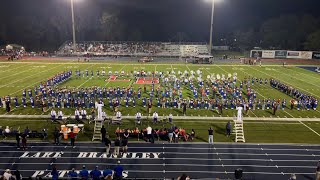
<box><xmin>73</xmin><ymin>126</ymin><xmax>79</xmax><ymax>133</ymax></box>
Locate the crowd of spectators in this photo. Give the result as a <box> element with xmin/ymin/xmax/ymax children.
<box><xmin>58</xmin><ymin>41</ymin><xmax>208</xmax><ymax>57</ymax></box>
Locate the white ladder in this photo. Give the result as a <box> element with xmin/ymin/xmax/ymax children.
<box><xmin>234</xmin><ymin>120</ymin><xmax>245</xmax><ymax>142</ymax></box>
<box><xmin>92</xmin><ymin>119</ymin><xmax>103</xmax><ymax>141</ymax></box>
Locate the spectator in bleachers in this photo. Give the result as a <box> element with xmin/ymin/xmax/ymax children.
<box><xmin>51</xmin><ymin>167</ymin><xmax>59</xmax><ymax>180</ymax></box>
<box><xmin>68</xmin><ymin>168</ymin><xmax>78</xmax><ymax>180</ymax></box>
<box><xmin>90</xmin><ymin>166</ymin><xmax>102</xmax><ymax>180</ymax></box>
<box><xmin>114</xmin><ymin>161</ymin><xmax>124</xmax><ymax>180</ymax></box>
<box><xmin>79</xmin><ymin>165</ymin><xmax>89</xmax><ymax>179</ymax></box>
<box><xmin>103</xmin><ymin>166</ymin><xmax>113</xmax><ymax>178</ymax></box>
<box><xmin>75</xmin><ymin>108</ymin><xmax>80</xmax><ymax>122</ymax></box>
<box><xmin>3</xmin><ymin>169</ymin><xmax>12</xmax><ymax>180</ymax></box>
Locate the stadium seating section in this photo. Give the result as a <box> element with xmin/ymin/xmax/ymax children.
<box><xmin>58</xmin><ymin>41</ymin><xmax>210</xmax><ymax>57</ymax></box>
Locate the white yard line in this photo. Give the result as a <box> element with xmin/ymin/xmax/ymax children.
<box><xmin>0</xmin><ymin>64</ymin><xmax>31</xmax><ymax>73</ymax></box>
<box><xmin>274</xmin><ymin>68</ymin><xmax>320</xmax><ymax>89</ymax></box>
<box><xmin>0</xmin><ymin>64</ymin><xmax>64</xmax><ymax>88</ymax></box>
<box><xmin>285</xmin><ymin>67</ymin><xmax>320</xmax><ymax>81</ymax></box>
<box><xmin>0</xmin><ymin>67</ymin><xmax>38</xmax><ymax>80</ymax></box>
<box><xmin>299</xmin><ymin>120</ymin><xmax>320</xmax><ymax>137</ymax></box>
<box><xmin>8</xmin><ymin>65</ymin><xmax>65</xmax><ymax>96</ymax></box>
<box><xmin>247</xmin><ymin>66</ymin><xmax>320</xmax><ymax>98</ymax></box>
<box><xmin>185</xmin><ymin>65</ymin><xmax>191</xmax><ymax>71</ymax></box>
<box><xmin>77</xmin><ymin>77</ymin><xmax>93</xmax><ymax>88</ymax></box>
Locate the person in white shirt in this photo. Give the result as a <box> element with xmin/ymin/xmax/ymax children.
<box><xmin>168</xmin><ymin>113</ymin><xmax>173</xmax><ymax>124</ymax></box>
<box><xmin>152</xmin><ymin>112</ymin><xmax>158</xmax><ymax>123</ymax></box>
<box><xmin>116</xmin><ymin>111</ymin><xmax>122</xmax><ymax>122</ymax></box>
<box><xmin>136</xmin><ymin>112</ymin><xmax>142</xmax><ymax>125</ymax></box>
<box><xmin>3</xmin><ymin>169</ymin><xmax>12</xmax><ymax>180</ymax></box>
<box><xmin>51</xmin><ymin>109</ymin><xmax>56</xmax><ymax>122</ymax></box>
<box><xmin>102</xmin><ymin>111</ymin><xmax>106</xmax><ymax>120</ymax></box>
<box><xmin>58</xmin><ymin>110</ymin><xmax>63</xmax><ymax>120</ymax></box>
<box><xmin>75</xmin><ymin>109</ymin><xmax>80</xmax><ymax>121</ymax></box>
<box><xmin>81</xmin><ymin>109</ymin><xmax>87</xmax><ymax>120</ymax></box>
<box><xmin>146</xmin><ymin>126</ymin><xmax>152</xmax><ymax>143</ymax></box>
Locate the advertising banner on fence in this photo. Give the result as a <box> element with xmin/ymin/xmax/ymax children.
<box><xmin>286</xmin><ymin>51</ymin><xmax>301</xmax><ymax>59</ymax></box>
<box><xmin>250</xmin><ymin>50</ymin><xmax>262</xmax><ymax>58</ymax></box>
<box><xmin>312</xmin><ymin>52</ymin><xmax>320</xmax><ymax>59</ymax></box>
<box><xmin>300</xmin><ymin>51</ymin><xmax>313</xmax><ymax>59</ymax></box>
<box><xmin>262</xmin><ymin>50</ymin><xmax>275</xmax><ymax>58</ymax></box>
<box><xmin>275</xmin><ymin>50</ymin><xmax>287</xmax><ymax>58</ymax></box>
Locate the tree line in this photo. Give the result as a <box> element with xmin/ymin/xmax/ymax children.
<box><xmin>0</xmin><ymin>10</ymin><xmax>320</xmax><ymax>52</ymax></box>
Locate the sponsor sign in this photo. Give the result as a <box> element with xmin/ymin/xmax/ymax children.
<box><xmin>262</xmin><ymin>50</ymin><xmax>275</xmax><ymax>58</ymax></box>
<box><xmin>287</xmin><ymin>51</ymin><xmax>301</xmax><ymax>59</ymax></box>
<box><xmin>312</xmin><ymin>52</ymin><xmax>320</xmax><ymax>59</ymax></box>
<box><xmin>250</xmin><ymin>50</ymin><xmax>262</xmax><ymax>58</ymax></box>
<box><xmin>275</xmin><ymin>50</ymin><xmax>287</xmax><ymax>58</ymax></box>
<box><xmin>300</xmin><ymin>51</ymin><xmax>313</xmax><ymax>59</ymax></box>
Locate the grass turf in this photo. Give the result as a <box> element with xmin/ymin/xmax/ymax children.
<box><xmin>0</xmin><ymin>60</ymin><xmax>320</xmax><ymax>143</ymax></box>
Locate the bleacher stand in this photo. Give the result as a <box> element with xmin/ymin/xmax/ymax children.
<box><xmin>57</xmin><ymin>41</ymin><xmax>210</xmax><ymax>57</ymax></box>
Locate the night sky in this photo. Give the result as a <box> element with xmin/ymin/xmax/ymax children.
<box><xmin>1</xmin><ymin>0</ymin><xmax>320</xmax><ymax>48</ymax></box>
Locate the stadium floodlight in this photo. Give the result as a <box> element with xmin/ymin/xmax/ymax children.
<box><xmin>209</xmin><ymin>0</ymin><xmax>214</xmax><ymax>55</ymax></box>
<box><xmin>70</xmin><ymin>0</ymin><xmax>76</xmax><ymax>50</ymax></box>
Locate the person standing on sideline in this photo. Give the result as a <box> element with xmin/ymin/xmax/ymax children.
<box><xmin>122</xmin><ymin>132</ymin><xmax>128</xmax><ymax>153</ymax></box>
<box><xmin>114</xmin><ymin>161</ymin><xmax>124</xmax><ymax>180</ymax></box>
<box><xmin>208</xmin><ymin>127</ymin><xmax>214</xmax><ymax>144</ymax></box>
<box><xmin>69</xmin><ymin>129</ymin><xmax>76</xmax><ymax>147</ymax></box>
<box><xmin>114</xmin><ymin>137</ymin><xmax>121</xmax><ymax>156</ymax></box>
<box><xmin>53</xmin><ymin>127</ymin><xmax>60</xmax><ymax>145</ymax></box>
<box><xmin>15</xmin><ymin>131</ymin><xmax>21</xmax><ymax>149</ymax></box>
<box><xmin>146</xmin><ymin>125</ymin><xmax>152</xmax><ymax>142</ymax></box>
<box><xmin>79</xmin><ymin>165</ymin><xmax>89</xmax><ymax>180</ymax></box>
<box><xmin>21</xmin><ymin>133</ymin><xmax>28</xmax><ymax>150</ymax></box>
<box><xmin>101</xmin><ymin>125</ymin><xmax>106</xmax><ymax>142</ymax></box>
<box><xmin>105</xmin><ymin>136</ymin><xmax>111</xmax><ymax>155</ymax></box>
<box><xmin>226</xmin><ymin>121</ymin><xmax>232</xmax><ymax>137</ymax></box>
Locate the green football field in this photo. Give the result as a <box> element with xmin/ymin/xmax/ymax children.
<box><xmin>0</xmin><ymin>59</ymin><xmax>320</xmax><ymax>143</ymax></box>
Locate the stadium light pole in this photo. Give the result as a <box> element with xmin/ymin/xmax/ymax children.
<box><xmin>209</xmin><ymin>0</ymin><xmax>215</xmax><ymax>55</ymax></box>
<box><xmin>70</xmin><ymin>0</ymin><xmax>76</xmax><ymax>50</ymax></box>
